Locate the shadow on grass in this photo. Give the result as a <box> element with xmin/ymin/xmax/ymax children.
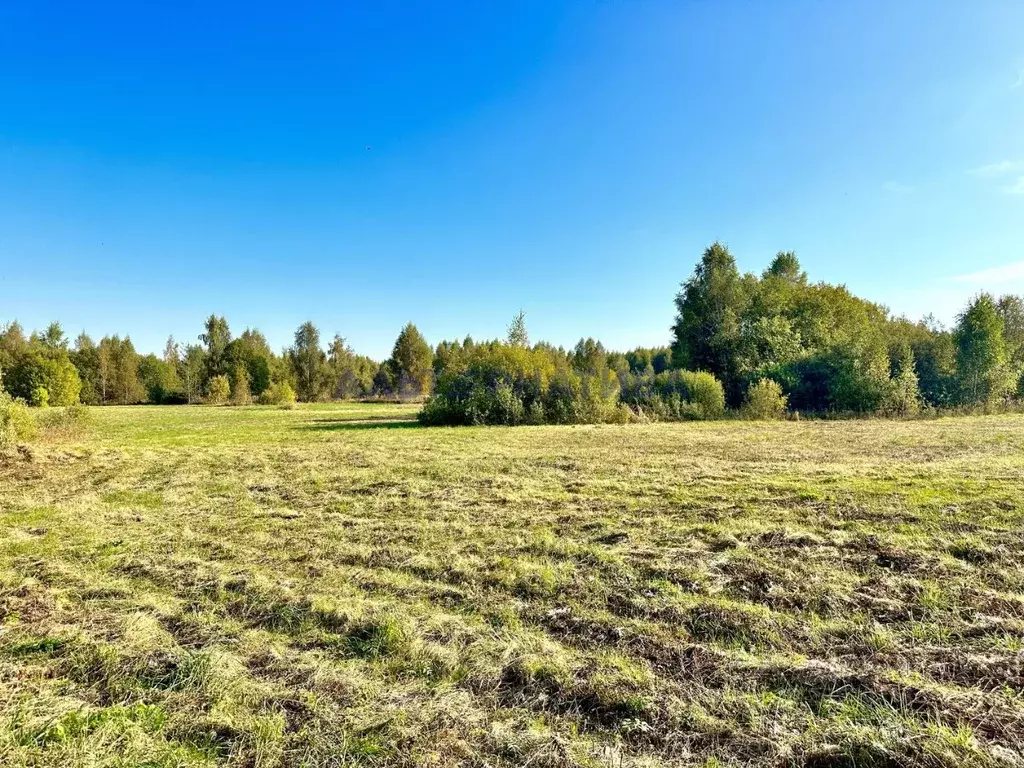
<box><xmin>297</xmin><ymin>419</ymin><xmax>422</xmax><ymax>431</ymax></box>
<box><xmin>308</xmin><ymin>414</ymin><xmax>409</xmax><ymax>424</ymax></box>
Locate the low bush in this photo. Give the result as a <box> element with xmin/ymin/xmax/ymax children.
<box><xmin>30</xmin><ymin>386</ymin><xmax>49</xmax><ymax>408</ymax></box>
<box><xmin>540</xmin><ymin>370</ymin><xmax>582</xmax><ymax>425</ymax></box>
<box><xmin>0</xmin><ymin>391</ymin><xmax>38</xmax><ymax>450</ymax></box>
<box><xmin>620</xmin><ymin>369</ymin><xmax>726</xmax><ymax>420</ymax></box>
<box><xmin>742</xmin><ymin>378</ymin><xmax>788</xmax><ymax>420</ymax></box>
<box><xmin>419</xmin><ymin>342</ymin><xmax>619</xmax><ymax>426</ymax></box>
<box><xmin>206</xmin><ymin>375</ymin><xmax>231</xmax><ymax>405</ymax></box>
<box><xmin>259</xmin><ymin>381</ymin><xmax>297</xmax><ymax>407</ymax></box>
<box><xmin>422</xmin><ymin>344</ymin><xmax>729</xmax><ymax>427</ymax></box>
<box><xmin>681</xmin><ymin>370</ymin><xmax>727</xmax><ymax>418</ymax></box>
<box><xmin>35</xmin><ymin>403</ymin><xmax>92</xmax><ymax>434</ymax></box>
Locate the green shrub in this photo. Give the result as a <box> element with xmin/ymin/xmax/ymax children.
<box><xmin>642</xmin><ymin>392</ymin><xmax>705</xmax><ymax>421</ymax></box>
<box><xmin>0</xmin><ymin>391</ymin><xmax>37</xmax><ymax>449</ymax></box>
<box><xmin>66</xmin><ymin>402</ymin><xmax>92</xmax><ymax>427</ymax></box>
<box><xmin>421</xmin><ymin>343</ymin><xmax>548</xmax><ymax>426</ymax></box>
<box><xmin>419</xmin><ymin>342</ymin><xmax>623</xmax><ymax>426</ymax></box>
<box><xmin>608</xmin><ymin>403</ymin><xmax>636</xmax><ymax>424</ymax></box>
<box><xmin>421</xmin><ymin>345</ymin><xmax>724</xmax><ymax>426</ymax></box>
<box><xmin>206</xmin><ymin>375</ymin><xmax>231</xmax><ymax>405</ymax></box>
<box><xmin>679</xmin><ymin>370</ymin><xmax>726</xmax><ymax>418</ymax></box>
<box><xmin>259</xmin><ymin>381</ymin><xmax>297</xmax><ymax>407</ymax></box>
<box><xmin>230</xmin><ymin>363</ymin><xmax>252</xmax><ymax>405</ymax></box>
<box><xmin>578</xmin><ymin>368</ymin><xmax>620</xmax><ymax>422</ymax></box>
<box><xmin>417</xmin><ymin>396</ymin><xmax>454</xmax><ymax>426</ymax></box>
<box><xmin>543</xmin><ymin>370</ymin><xmax>583</xmax><ymax>425</ymax></box>
<box><xmin>35</xmin><ymin>403</ymin><xmax>92</xmax><ymax>434</ymax></box>
<box><xmin>619</xmin><ymin>369</ymin><xmax>726</xmax><ymax>420</ymax></box>
<box><xmin>491</xmin><ymin>381</ymin><xmax>526</xmax><ymax>425</ymax></box>
<box><xmin>742</xmin><ymin>378</ymin><xmax>788</xmax><ymax>420</ymax></box>
<box><xmin>773</xmin><ymin>346</ymin><xmax>892</xmax><ymax>415</ymax></box>
<box><xmin>30</xmin><ymin>386</ymin><xmax>49</xmax><ymax>408</ymax></box>
<box><xmin>885</xmin><ymin>347</ymin><xmax>922</xmax><ymax>417</ymax></box>
<box><xmin>525</xmin><ymin>400</ymin><xmax>546</xmax><ymax>425</ymax></box>
<box><xmin>4</xmin><ymin>349</ymin><xmax>82</xmax><ymax>407</ymax></box>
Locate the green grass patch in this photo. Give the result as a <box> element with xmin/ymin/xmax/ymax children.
<box><xmin>0</xmin><ymin>404</ymin><xmax>1022</xmax><ymax>766</ymax></box>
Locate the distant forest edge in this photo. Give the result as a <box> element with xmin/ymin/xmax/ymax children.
<box><xmin>2</xmin><ymin>243</ymin><xmax>1022</xmax><ymax>426</ymax></box>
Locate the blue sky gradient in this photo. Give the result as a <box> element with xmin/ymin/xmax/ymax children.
<box><xmin>2</xmin><ymin>1</ymin><xmax>1022</xmax><ymax>358</ymax></box>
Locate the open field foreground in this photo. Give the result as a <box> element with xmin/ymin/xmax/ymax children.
<box><xmin>2</xmin><ymin>405</ymin><xmax>1024</xmax><ymax>768</ymax></box>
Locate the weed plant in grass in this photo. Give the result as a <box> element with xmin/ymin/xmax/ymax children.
<box><xmin>2</xmin><ymin>404</ymin><xmax>1023</xmax><ymax>766</ymax></box>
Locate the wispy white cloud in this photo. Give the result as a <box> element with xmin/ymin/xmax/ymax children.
<box><xmin>1003</xmin><ymin>176</ymin><xmax>1024</xmax><ymax>195</ymax></box>
<box><xmin>881</xmin><ymin>180</ymin><xmax>914</xmax><ymax>195</ymax></box>
<box><xmin>950</xmin><ymin>261</ymin><xmax>1024</xmax><ymax>284</ymax></box>
<box><xmin>967</xmin><ymin>159</ymin><xmax>1024</xmax><ymax>177</ymax></box>
<box><xmin>1013</xmin><ymin>68</ymin><xmax>1023</xmax><ymax>90</ymax></box>
<box><xmin>882</xmin><ymin>257</ymin><xmax>1024</xmax><ymax>323</ymax></box>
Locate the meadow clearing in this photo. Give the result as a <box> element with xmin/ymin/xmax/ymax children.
<box><xmin>1</xmin><ymin>405</ymin><xmax>1023</xmax><ymax>767</ymax></box>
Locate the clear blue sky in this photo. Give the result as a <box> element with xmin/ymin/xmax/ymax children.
<box><xmin>2</xmin><ymin>1</ymin><xmax>1022</xmax><ymax>359</ymax></box>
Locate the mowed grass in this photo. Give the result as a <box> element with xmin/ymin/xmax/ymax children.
<box><xmin>2</xmin><ymin>405</ymin><xmax>1023</xmax><ymax>767</ymax></box>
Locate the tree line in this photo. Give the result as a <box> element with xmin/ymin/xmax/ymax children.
<box><xmin>0</xmin><ymin>317</ymin><xmax>432</xmax><ymax>408</ymax></box>
<box><xmin>414</xmin><ymin>245</ymin><xmax>1023</xmax><ymax>425</ymax></box>
<box><xmin>2</xmin><ymin>243</ymin><xmax>1022</xmax><ymax>423</ymax></box>
<box><xmin>669</xmin><ymin>243</ymin><xmax>1022</xmax><ymax>414</ymax></box>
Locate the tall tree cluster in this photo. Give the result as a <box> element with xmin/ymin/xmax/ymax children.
<box><xmin>0</xmin><ymin>322</ymin><xmax>81</xmax><ymax>406</ymax></box>
<box><xmin>669</xmin><ymin>242</ymin><xmax>1024</xmax><ymax>412</ymax></box>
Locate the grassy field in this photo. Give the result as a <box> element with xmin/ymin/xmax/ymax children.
<box><xmin>2</xmin><ymin>405</ymin><xmax>1023</xmax><ymax>767</ymax></box>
